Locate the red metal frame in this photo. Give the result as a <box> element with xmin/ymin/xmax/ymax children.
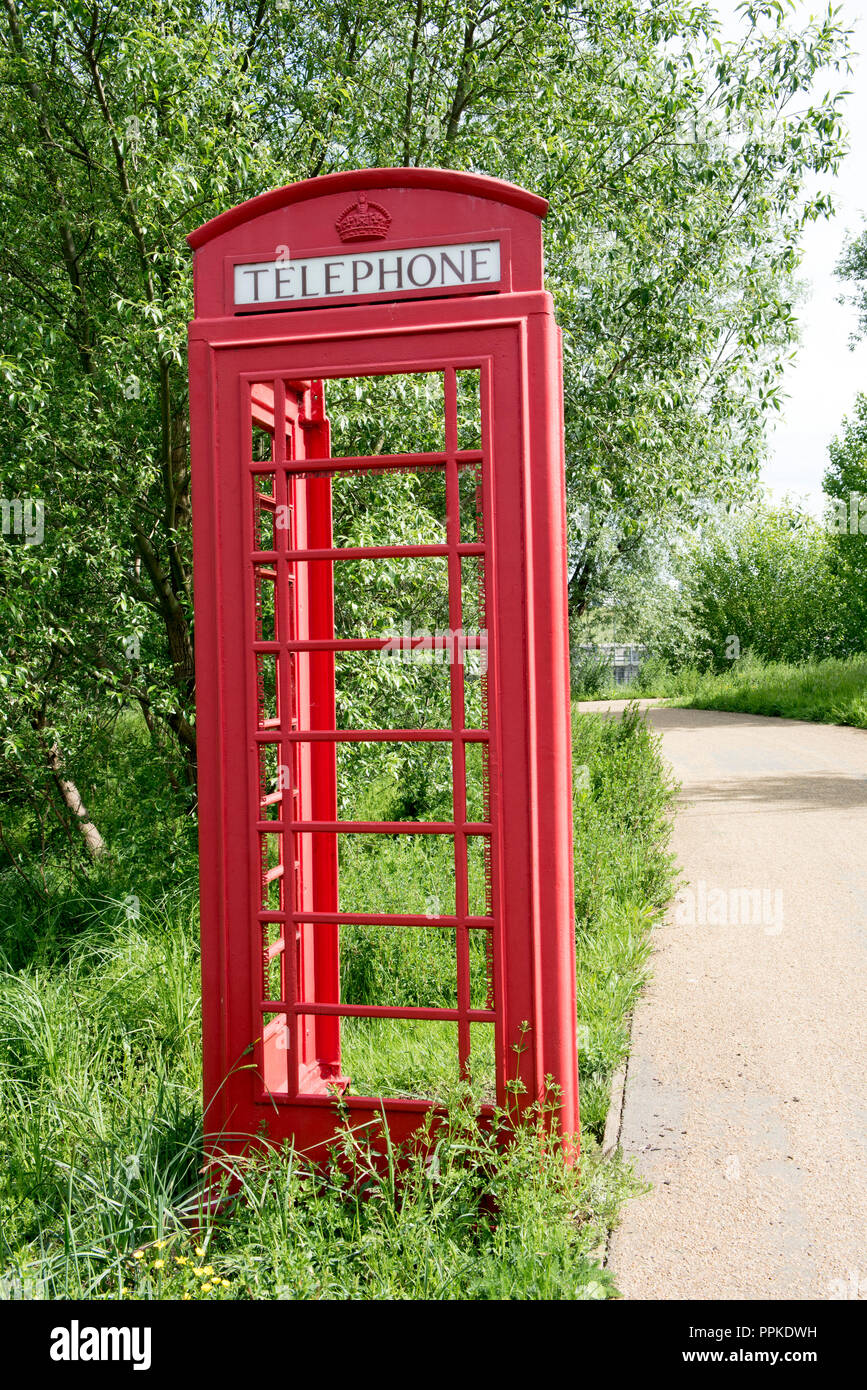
<box><xmin>188</xmin><ymin>170</ymin><xmax>578</xmax><ymax>1162</ymax></box>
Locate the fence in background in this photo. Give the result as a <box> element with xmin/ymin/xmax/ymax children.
<box><xmin>573</xmin><ymin>643</ymin><xmax>647</xmax><ymax>687</ymax></box>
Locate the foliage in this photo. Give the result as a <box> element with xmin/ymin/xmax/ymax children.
<box><xmin>572</xmin><ymin>482</ymin><xmax>865</xmax><ymax>687</ymax></box>
<box><xmin>823</xmin><ymin>392</ymin><xmax>867</xmax><ymax>655</ymax></box>
<box><xmin>655</xmin><ymin>499</ymin><xmax>845</xmax><ymax>671</ymax></box>
<box><xmin>0</xmin><ymin>0</ymin><xmax>853</xmax><ymax>804</ymax></box>
<box><xmin>0</xmin><ymin>702</ymin><xmax>196</xmax><ymax>918</ymax></box>
<box><xmin>837</xmin><ymin>225</ymin><xmax>867</xmax><ymax>343</ymax></box>
<box><xmin>555</xmin><ymin>0</ymin><xmax>851</xmax><ymax>613</ymax></box>
<box><xmin>569</xmin><ymin>646</ymin><xmax>616</xmax><ymax>698</ymax></box>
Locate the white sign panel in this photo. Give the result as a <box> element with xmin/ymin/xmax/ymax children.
<box><xmin>234</xmin><ymin>240</ymin><xmax>501</xmax><ymax>307</ymax></box>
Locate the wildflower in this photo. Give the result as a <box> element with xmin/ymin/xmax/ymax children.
<box><xmin>133</xmin><ymin>1251</ymin><xmax>144</xmax><ymax>1261</ymax></box>
<box><xmin>203</xmin><ymin>1265</ymin><xmax>215</xmax><ymax>1276</ymax></box>
<box><xmin>152</xmin><ymin>1260</ymin><xmax>165</xmax><ymax>1270</ymax></box>
<box><xmin>175</xmin><ymin>1256</ymin><xmax>188</xmax><ymax>1266</ymax></box>
<box><xmin>201</xmin><ymin>1282</ymin><xmax>213</xmax><ymax>1292</ymax></box>
<box><xmin>194</xmin><ymin>1246</ymin><xmax>205</xmax><ymax>1256</ymax></box>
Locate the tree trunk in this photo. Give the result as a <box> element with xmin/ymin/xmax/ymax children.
<box><xmin>45</xmin><ymin>742</ymin><xmax>106</xmax><ymax>858</ymax></box>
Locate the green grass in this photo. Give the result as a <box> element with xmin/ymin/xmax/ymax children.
<box><xmin>571</xmin><ymin>703</ymin><xmax>676</xmax><ymax>1132</ymax></box>
<box><xmin>0</xmin><ymin>703</ymin><xmax>674</xmax><ymax>1300</ymax></box>
<box><xmin>664</xmin><ymin>653</ymin><xmax>867</xmax><ymax>727</ymax></box>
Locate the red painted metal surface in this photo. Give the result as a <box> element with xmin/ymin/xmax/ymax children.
<box><xmin>187</xmin><ymin>168</ymin><xmax>578</xmax><ymax>1162</ymax></box>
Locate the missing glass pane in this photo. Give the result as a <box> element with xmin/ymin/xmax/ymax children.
<box><xmin>461</xmin><ymin>554</ymin><xmax>486</xmax><ymax>632</ymax></box>
<box><xmin>322</xmin><ymin>465</ymin><xmax>448</xmax><ymax>548</ymax></box>
<box><xmin>252</xmin><ymin>426</ymin><xmax>273</xmax><ymax>464</ymax></box>
<box><xmin>254</xmin><ymin>566</ymin><xmax>277</xmax><ymax>642</ymax></box>
<box><xmin>469</xmin><ymin>928</ymin><xmax>495</xmax><ymax>1010</ymax></box>
<box><xmin>335</xmin><ymin>740</ymin><xmax>453</xmax><ymax>823</ymax></box>
<box><xmin>291</xmin><ymin>832</ymin><xmax>456</xmax><ymax>917</ymax></box>
<box><xmin>338</xmin><ymin>1017</ymin><xmax>460</xmax><ymax>1101</ymax></box>
<box><xmin>285</xmin><ymin>556</ymin><xmax>451</xmax><ymax>641</ymax></box>
<box><xmin>468</xmin><ymin>1022</ymin><xmax>496</xmax><ymax>1103</ymax></box>
<box><xmin>262</xmin><ymin>921</ymin><xmax>284</xmax><ymax>1002</ymax></box>
<box><xmin>467</xmin><ymin>835</ymin><xmax>492</xmax><ymax>917</ymax></box>
<box><xmin>458</xmin><ymin>462</ymin><xmax>484</xmax><ymax>543</ymax></box>
<box><xmin>456</xmin><ymin>369</ymin><xmax>482</xmax><ymax>451</ymax></box>
<box><xmin>464</xmin><ymin>741</ymin><xmax>490</xmax><ymax>823</ymax></box>
<box><xmin>324</xmin><ymin>372</ymin><xmax>445</xmax><ymax>456</ymax></box>
<box><xmin>253</xmin><ymin>489</ymin><xmax>276</xmax><ymax>551</ymax></box>
<box><xmin>255</xmin><ymin>653</ymin><xmax>279</xmax><ymax>727</ymax></box>
<box><xmin>337</xmin><ymin>923</ymin><xmax>458</xmax><ymax>1009</ymax></box>
<box><xmin>259</xmin><ymin>831</ymin><xmax>284</xmax><ymax>910</ymax></box>
<box><xmin>288</xmin><ymin>650</ymin><xmax>453</xmax><ymax>732</ymax></box>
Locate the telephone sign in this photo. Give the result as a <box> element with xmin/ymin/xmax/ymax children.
<box><xmin>233</xmin><ymin>239</ymin><xmax>501</xmax><ymax>307</ymax></box>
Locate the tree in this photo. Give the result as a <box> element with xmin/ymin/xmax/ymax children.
<box><xmin>556</xmin><ymin>1</ymin><xmax>851</xmax><ymax>615</ymax></box>
<box><xmin>666</xmin><ymin>499</ymin><xmax>844</xmax><ymax>669</ymax></box>
<box><xmin>0</xmin><ymin>0</ymin><xmax>852</xmax><ymax>810</ymax></box>
<box><xmin>824</xmin><ymin>393</ymin><xmax>867</xmax><ymax>653</ymax></box>
<box><xmin>838</xmin><ymin>232</ymin><xmax>867</xmax><ymax>343</ymax></box>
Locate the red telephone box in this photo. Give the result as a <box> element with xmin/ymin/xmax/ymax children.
<box><xmin>187</xmin><ymin>168</ymin><xmax>578</xmax><ymax>1161</ymax></box>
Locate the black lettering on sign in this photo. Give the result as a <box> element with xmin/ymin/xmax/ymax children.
<box><xmin>275</xmin><ymin>265</ymin><xmax>295</xmax><ymax>298</ymax></box>
<box><xmin>378</xmin><ymin>256</ymin><xmax>403</xmax><ymax>291</ymax></box>
<box><xmin>439</xmin><ymin>250</ymin><xmax>466</xmax><ymax>283</ymax></box>
<box><xmin>352</xmin><ymin>260</ymin><xmax>374</xmax><ymax>293</ymax></box>
<box><xmin>233</xmin><ymin>242</ymin><xmax>500</xmax><ymax>307</ymax></box>
<box><xmin>242</xmin><ymin>267</ymin><xmax>270</xmax><ymax>301</ymax></box>
<box><xmin>406</xmin><ymin>253</ymin><xmax>436</xmax><ymax>287</ymax></box>
<box><xmin>324</xmin><ymin>262</ymin><xmax>343</xmax><ymax>294</ymax></box>
<box><xmin>470</xmin><ymin>247</ymin><xmax>490</xmax><ymax>281</ymax></box>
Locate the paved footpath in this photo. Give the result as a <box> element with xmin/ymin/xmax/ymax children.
<box><xmin>588</xmin><ymin>703</ymin><xmax>867</xmax><ymax>1300</ymax></box>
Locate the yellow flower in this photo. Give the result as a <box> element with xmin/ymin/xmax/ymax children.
<box><xmin>203</xmin><ymin>1265</ymin><xmax>215</xmax><ymax>1276</ymax></box>
<box><xmin>133</xmin><ymin>1251</ymin><xmax>144</xmax><ymax>1261</ymax></box>
<box><xmin>152</xmin><ymin>1260</ymin><xmax>165</xmax><ymax>1270</ymax></box>
<box><xmin>119</xmin><ymin>1287</ymin><xmax>128</xmax><ymax>1296</ymax></box>
<box><xmin>193</xmin><ymin>1268</ymin><xmax>206</xmax><ymax>1278</ymax></box>
<box><xmin>194</xmin><ymin>1246</ymin><xmax>205</xmax><ymax>1257</ymax></box>
<box><xmin>220</xmin><ymin>1280</ymin><xmax>231</xmax><ymax>1288</ymax></box>
<box><xmin>182</xmin><ymin>1292</ymin><xmax>191</xmax><ymax>1301</ymax></box>
<box><xmin>155</xmin><ymin>1239</ymin><xmax>166</xmax><ymax>1250</ymax></box>
<box><xmin>175</xmin><ymin>1256</ymin><xmax>188</xmax><ymax>1266</ymax></box>
<box><xmin>201</xmin><ymin>1282</ymin><xmax>213</xmax><ymax>1292</ymax></box>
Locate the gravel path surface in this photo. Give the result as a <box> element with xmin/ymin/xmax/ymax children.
<box><xmin>601</xmin><ymin>705</ymin><xmax>867</xmax><ymax>1300</ymax></box>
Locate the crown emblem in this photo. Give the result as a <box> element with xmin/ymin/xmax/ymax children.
<box><xmin>335</xmin><ymin>191</ymin><xmax>391</xmax><ymax>242</ymax></box>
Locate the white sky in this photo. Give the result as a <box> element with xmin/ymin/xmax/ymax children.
<box><xmin>718</xmin><ymin>0</ymin><xmax>867</xmax><ymax>512</ymax></box>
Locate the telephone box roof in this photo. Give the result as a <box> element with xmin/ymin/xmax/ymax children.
<box><xmin>187</xmin><ymin>167</ymin><xmax>549</xmax><ymax>250</ymax></box>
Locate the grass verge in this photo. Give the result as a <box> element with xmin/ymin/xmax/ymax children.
<box><xmin>573</xmin><ymin>653</ymin><xmax>867</xmax><ymax>730</ymax></box>
<box><xmin>664</xmin><ymin>653</ymin><xmax>867</xmax><ymax>727</ymax></box>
